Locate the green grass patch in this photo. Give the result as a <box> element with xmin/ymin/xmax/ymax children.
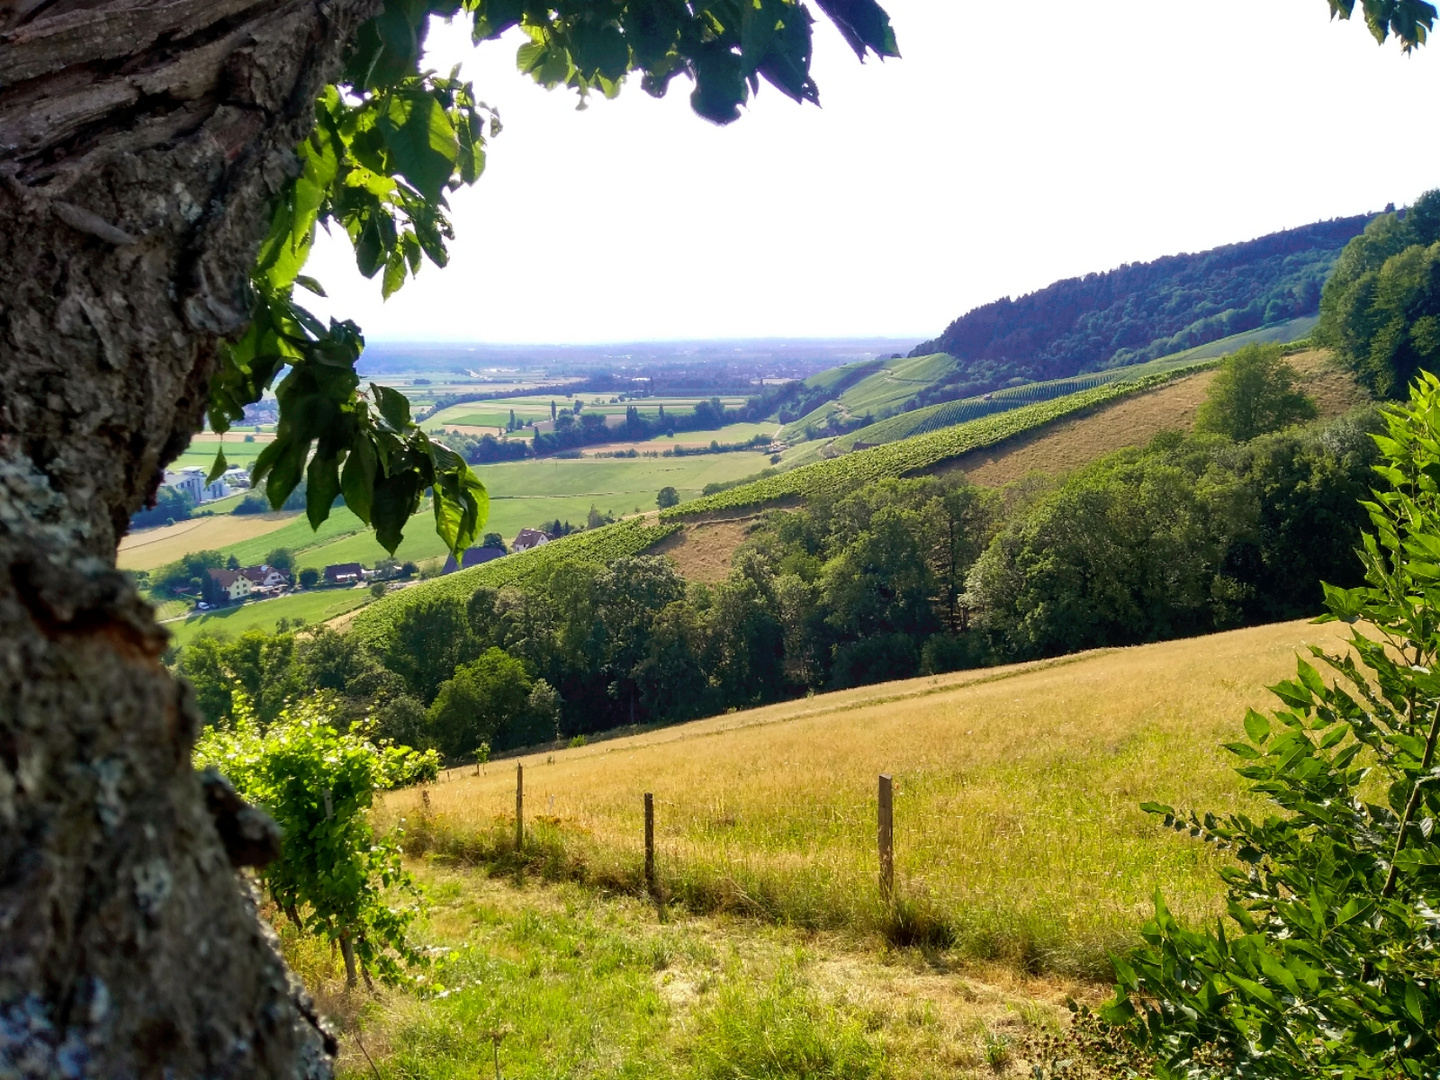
<box><xmin>166</xmin><ymin>588</ymin><xmax>372</xmax><ymax>645</ymax></box>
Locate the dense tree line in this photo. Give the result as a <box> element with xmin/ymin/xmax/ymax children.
<box><xmin>181</xmin><ymin>400</ymin><xmax>1379</xmax><ymax>759</ymax></box>
<box><xmin>907</xmin><ymin>215</ymin><xmax>1375</xmax><ymax>399</ymax></box>
<box><xmin>1317</xmin><ymin>189</ymin><xmax>1440</xmax><ymax>397</ymax></box>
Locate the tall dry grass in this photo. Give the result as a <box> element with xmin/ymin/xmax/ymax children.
<box><xmin>382</xmin><ymin>618</ymin><xmax>1349</xmax><ymax>978</ymax></box>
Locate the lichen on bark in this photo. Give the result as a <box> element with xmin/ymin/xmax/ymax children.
<box><xmin>0</xmin><ymin>1</ymin><xmax>381</xmax><ymax>1074</ymax></box>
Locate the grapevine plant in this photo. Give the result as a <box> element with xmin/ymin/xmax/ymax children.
<box><xmin>1104</xmin><ymin>371</ymin><xmax>1440</xmax><ymax>1078</ymax></box>
<box><xmin>194</xmin><ymin>696</ymin><xmax>441</xmax><ymax>987</ymax></box>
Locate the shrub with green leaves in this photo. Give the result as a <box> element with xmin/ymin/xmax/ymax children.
<box><xmin>194</xmin><ymin>695</ymin><xmax>439</xmax><ymax>986</ymax></box>
<box><xmin>1104</xmin><ymin>370</ymin><xmax>1440</xmax><ymax>1078</ymax></box>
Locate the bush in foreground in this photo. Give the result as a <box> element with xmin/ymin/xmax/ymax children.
<box><xmin>194</xmin><ymin>695</ymin><xmax>439</xmax><ymax>987</ymax></box>
<box><xmin>1105</xmin><ymin>371</ymin><xmax>1440</xmax><ymax>1078</ymax></box>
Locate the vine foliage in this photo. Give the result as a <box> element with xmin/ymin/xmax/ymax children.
<box><xmin>194</xmin><ymin>696</ymin><xmax>441</xmax><ymax>987</ymax></box>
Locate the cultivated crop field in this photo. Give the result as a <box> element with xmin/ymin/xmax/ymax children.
<box><xmin>383</xmin><ymin>617</ymin><xmax>1346</xmax><ymax>979</ymax></box>
<box><xmin>668</xmin><ymin>369</ymin><xmax>1191</xmax><ymax>519</ymax></box>
<box><xmin>945</xmin><ymin>348</ymin><xmax>1368</xmax><ymax>488</ymax></box>
<box><xmin>427</xmin><ymin>394</ymin><xmax>749</xmax><ymax>432</ymax></box>
<box><xmin>118</xmin><ymin>511</ymin><xmax>297</xmax><ymax>571</ymax></box>
<box><xmin>293</xmin><ymin>452</ymin><xmax>768</xmax><ymax>573</ymax></box>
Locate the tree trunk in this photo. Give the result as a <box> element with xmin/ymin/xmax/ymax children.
<box><xmin>0</xmin><ymin>1</ymin><xmax>377</xmax><ymax>1075</ymax></box>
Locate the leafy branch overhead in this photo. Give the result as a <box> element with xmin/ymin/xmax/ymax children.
<box><xmin>1328</xmin><ymin>0</ymin><xmax>1437</xmax><ymax>48</ymax></box>
<box><xmin>204</xmin><ymin>0</ymin><xmax>1426</xmax><ymax>562</ymax></box>
<box><xmin>204</xmin><ymin>0</ymin><xmax>897</xmax><ymax>559</ymax></box>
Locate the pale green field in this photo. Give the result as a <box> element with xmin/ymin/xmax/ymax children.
<box><xmin>638</xmin><ymin>420</ymin><xmax>778</xmax><ymax>446</ymax></box>
<box><xmin>429</xmin><ymin>395</ymin><xmax>748</xmax><ymax>430</ymax></box>
<box><xmin>388</xmin><ymin>618</ymin><xmax>1342</xmax><ymax>980</ymax></box>
<box><xmin>151</xmin><ymin>440</ymin><xmax>773</xmax><ymax>575</ymax></box>
<box><xmin>291</xmin><ymin>452</ymin><xmax>773</xmax><ymax>571</ymax></box>
<box><xmin>165</xmin><ymin>587</ymin><xmax>372</xmax><ymax>646</ymax></box>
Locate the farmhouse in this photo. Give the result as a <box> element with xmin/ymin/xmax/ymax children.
<box><xmin>324</xmin><ymin>563</ymin><xmax>366</xmax><ymax>585</ymax></box>
<box><xmin>512</xmin><ymin>528</ymin><xmax>551</xmax><ymax>553</ymax></box>
<box><xmin>240</xmin><ymin>565</ymin><xmax>288</xmax><ymax>591</ymax></box>
<box><xmin>205</xmin><ymin>568</ymin><xmax>253</xmax><ymax>602</ymax></box>
<box><xmin>441</xmin><ymin>546</ymin><xmax>505</xmax><ymax>574</ymax></box>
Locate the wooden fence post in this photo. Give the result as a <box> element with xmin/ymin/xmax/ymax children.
<box><xmin>878</xmin><ymin>773</ymin><xmax>894</xmax><ymax>905</ymax></box>
<box><xmin>644</xmin><ymin>792</ymin><xmax>655</xmax><ymax>896</ymax></box>
<box><xmin>515</xmin><ymin>762</ymin><xmax>524</xmax><ymax>851</ymax></box>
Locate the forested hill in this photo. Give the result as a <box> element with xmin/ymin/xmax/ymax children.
<box><xmin>908</xmin><ymin>213</ymin><xmax>1376</xmax><ymax>396</ymax></box>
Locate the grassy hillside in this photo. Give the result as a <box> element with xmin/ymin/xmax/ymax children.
<box><xmin>165</xmin><ymin>587</ymin><xmax>373</xmax><ymax>646</ymax></box>
<box><xmin>385</xmin><ymin>617</ymin><xmax>1344</xmax><ymax>978</ymax></box>
<box><xmin>779</xmin><ymin>353</ymin><xmax>961</xmax><ymax>440</ymax></box>
<box><xmin>665</xmin><ymin>365</ymin><xmax>1201</xmax><ymax>519</ymax></box>
<box><xmin>944</xmin><ymin>347</ymin><xmax>1368</xmax><ymax>488</ymax></box>
<box><xmin>825</xmin><ymin>350</ymin><xmax>1227</xmax><ymax>453</ymax></box>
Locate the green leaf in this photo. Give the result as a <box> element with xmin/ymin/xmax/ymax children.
<box><xmin>1244</xmin><ymin>709</ymin><xmax>1272</xmax><ymax>746</ymax></box>
<box><xmin>341</xmin><ymin>436</ymin><xmax>378</xmax><ymax>524</ymax></box>
<box><xmin>306</xmin><ymin>452</ymin><xmax>343</xmax><ymax>530</ymax></box>
<box><xmin>207</xmin><ymin>447</ymin><xmax>228</xmax><ymax>485</ymax></box>
<box><xmin>371</xmin><ymin>471</ymin><xmax>420</xmax><ymax>553</ymax></box>
<box><xmin>377</xmin><ymin>92</ymin><xmax>458</xmax><ymax>203</ymax></box>
<box><xmin>373</xmin><ymin>383</ymin><xmax>413</xmax><ymax>431</ymax></box>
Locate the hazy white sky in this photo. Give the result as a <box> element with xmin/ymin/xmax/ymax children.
<box><xmin>305</xmin><ymin>0</ymin><xmax>1440</xmax><ymax>346</ymax></box>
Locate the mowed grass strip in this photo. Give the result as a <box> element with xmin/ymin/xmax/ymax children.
<box><xmin>165</xmin><ymin>587</ymin><xmax>373</xmax><ymax>645</ymax></box>
<box><xmin>386</xmin><ymin>618</ymin><xmax>1347</xmax><ymax>979</ymax></box>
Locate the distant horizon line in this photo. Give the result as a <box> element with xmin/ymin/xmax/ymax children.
<box><xmin>359</xmin><ymin>334</ymin><xmax>927</xmax><ymax>349</ymax></box>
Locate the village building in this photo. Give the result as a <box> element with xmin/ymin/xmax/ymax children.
<box><xmin>241</xmin><ymin>565</ymin><xmax>289</xmax><ymax>591</ymax></box>
<box><xmin>205</xmin><ymin>568</ymin><xmax>254</xmax><ymax>603</ymax></box>
<box><xmin>511</xmin><ymin>528</ymin><xmax>551</xmax><ymax>553</ymax></box>
<box><xmin>324</xmin><ymin>562</ymin><xmax>366</xmax><ymax>585</ymax></box>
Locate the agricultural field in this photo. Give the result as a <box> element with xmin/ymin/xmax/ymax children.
<box><xmin>428</xmin><ymin>394</ymin><xmax>749</xmax><ymax>434</ymax></box>
<box><xmin>170</xmin><ymin>433</ymin><xmax>273</xmax><ymax>472</ymax></box>
<box><xmin>667</xmin><ymin>369</ymin><xmax>1190</xmax><ymax>519</ymax></box>
<box><xmin>292</xmin><ymin>452</ymin><xmax>769</xmax><ymax>574</ymax></box>
<box><xmin>118</xmin><ymin>510</ymin><xmax>297</xmax><ymax>572</ymax></box>
<box><xmin>381</xmin><ymin>616</ymin><xmax>1340</xmax><ymax>986</ymax></box>
<box><xmin>778</xmin><ymin>355</ymin><xmax>959</xmax><ymax>441</ymax></box>
<box><xmin>164</xmin><ymin>587</ymin><xmax>374</xmax><ymax>646</ymax></box>
<box><xmin>944</xmin><ymin>348</ymin><xmax>1366</xmax><ymax>488</ymax></box>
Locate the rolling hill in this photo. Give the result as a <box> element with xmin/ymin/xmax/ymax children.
<box><xmin>907</xmin><ymin>215</ymin><xmax>1373</xmax><ymax>394</ymax></box>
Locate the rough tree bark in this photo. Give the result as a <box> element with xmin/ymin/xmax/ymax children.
<box><xmin>0</xmin><ymin>1</ymin><xmax>377</xmax><ymax>1075</ymax></box>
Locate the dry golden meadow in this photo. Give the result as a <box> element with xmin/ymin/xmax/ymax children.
<box><xmin>382</xmin><ymin>616</ymin><xmax>1348</xmax><ymax>980</ymax></box>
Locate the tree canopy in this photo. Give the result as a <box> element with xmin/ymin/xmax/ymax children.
<box><xmin>1194</xmin><ymin>344</ymin><xmax>1318</xmax><ymax>441</ymax></box>
<box><xmin>1317</xmin><ymin>189</ymin><xmax>1440</xmax><ymax>397</ymax></box>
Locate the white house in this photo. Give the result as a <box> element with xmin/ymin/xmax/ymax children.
<box><xmin>164</xmin><ymin>466</ymin><xmax>230</xmax><ymax>504</ymax></box>
<box><xmin>206</xmin><ymin>568</ymin><xmax>254</xmax><ymax>602</ymax></box>
<box><xmin>241</xmin><ymin>565</ymin><xmax>289</xmax><ymax>591</ymax></box>
<box><xmin>512</xmin><ymin>528</ymin><xmax>551</xmax><ymax>552</ymax></box>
